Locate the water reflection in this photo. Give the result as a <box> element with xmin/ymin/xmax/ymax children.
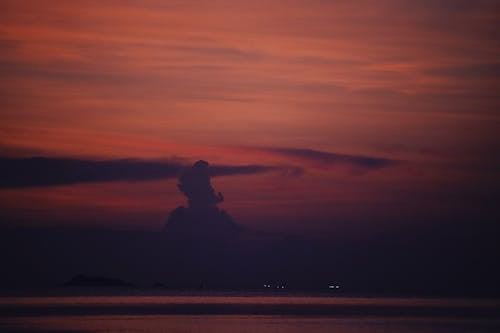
<box><xmin>2</xmin><ymin>315</ymin><xmax>500</xmax><ymax>333</ymax></box>
<box><xmin>1</xmin><ymin>296</ymin><xmax>499</xmax><ymax>333</ymax></box>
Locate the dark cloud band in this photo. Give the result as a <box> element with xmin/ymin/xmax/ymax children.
<box><xmin>0</xmin><ymin>157</ymin><xmax>282</xmax><ymax>189</ymax></box>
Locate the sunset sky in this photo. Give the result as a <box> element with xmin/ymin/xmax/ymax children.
<box><xmin>1</xmin><ymin>0</ymin><xmax>499</xmax><ymax>235</ymax></box>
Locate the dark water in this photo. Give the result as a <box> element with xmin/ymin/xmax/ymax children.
<box><xmin>1</xmin><ymin>293</ymin><xmax>499</xmax><ymax>332</ymax></box>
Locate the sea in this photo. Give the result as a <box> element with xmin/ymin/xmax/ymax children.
<box><xmin>1</xmin><ymin>291</ymin><xmax>499</xmax><ymax>332</ymax></box>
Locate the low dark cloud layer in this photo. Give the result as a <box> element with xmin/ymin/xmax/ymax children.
<box><xmin>0</xmin><ymin>156</ymin><xmax>281</xmax><ymax>189</ymax></box>
<box><xmin>264</xmin><ymin>147</ymin><xmax>395</xmax><ymax>169</ymax></box>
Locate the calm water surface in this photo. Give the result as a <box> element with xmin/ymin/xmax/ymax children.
<box><xmin>1</xmin><ymin>294</ymin><xmax>499</xmax><ymax>332</ymax></box>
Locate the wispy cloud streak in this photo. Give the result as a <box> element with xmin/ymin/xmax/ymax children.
<box><xmin>263</xmin><ymin>147</ymin><xmax>396</xmax><ymax>169</ymax></box>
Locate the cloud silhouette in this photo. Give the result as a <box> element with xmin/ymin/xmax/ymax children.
<box><xmin>263</xmin><ymin>147</ymin><xmax>395</xmax><ymax>169</ymax></box>
<box><xmin>0</xmin><ymin>156</ymin><xmax>281</xmax><ymax>189</ymax></box>
<box><xmin>165</xmin><ymin>160</ymin><xmax>242</xmax><ymax>239</ymax></box>
<box><xmin>178</xmin><ymin>160</ymin><xmax>224</xmax><ymax>209</ymax></box>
